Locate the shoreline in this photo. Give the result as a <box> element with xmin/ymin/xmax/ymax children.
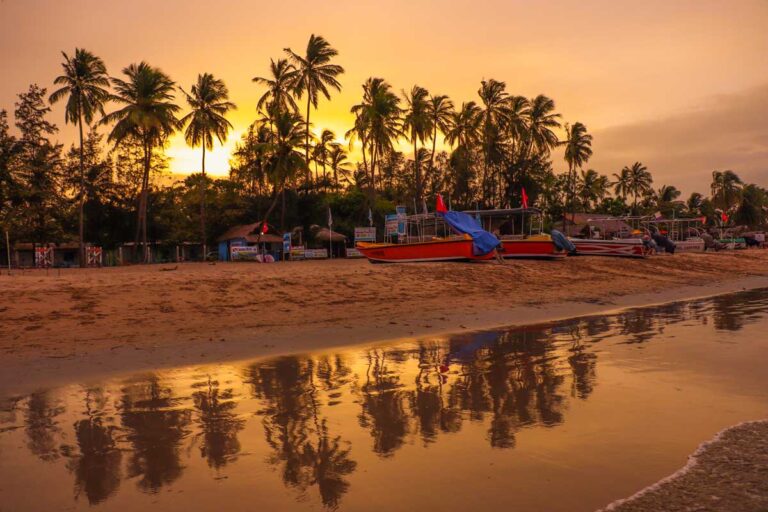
<box><xmin>602</xmin><ymin>420</ymin><xmax>768</xmax><ymax>511</ymax></box>
<box><xmin>1</xmin><ymin>254</ymin><xmax>768</xmax><ymax>393</ymax></box>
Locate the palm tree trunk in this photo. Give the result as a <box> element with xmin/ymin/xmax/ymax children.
<box><xmin>430</xmin><ymin>125</ymin><xmax>438</xmax><ymax>178</ymax></box>
<box><xmin>200</xmin><ymin>144</ymin><xmax>207</xmax><ymax>260</ymax></box>
<box><xmin>305</xmin><ymin>92</ymin><xmax>312</xmax><ymax>188</ymax></box>
<box><xmin>139</xmin><ymin>137</ymin><xmax>151</xmax><ymax>263</ymax></box>
<box><xmin>414</xmin><ymin>138</ymin><xmax>421</xmax><ymax>205</ymax></box>
<box><xmin>77</xmin><ymin>107</ymin><xmax>85</xmax><ymax>268</ymax></box>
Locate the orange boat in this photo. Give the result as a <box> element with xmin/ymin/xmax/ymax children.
<box><xmin>466</xmin><ymin>208</ymin><xmax>565</xmax><ymax>259</ymax></box>
<box><xmin>357</xmin><ymin>235</ymin><xmax>496</xmax><ymax>263</ymax></box>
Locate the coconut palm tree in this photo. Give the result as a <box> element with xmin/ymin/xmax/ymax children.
<box><xmin>284</xmin><ymin>34</ymin><xmax>344</xmax><ymax>184</ymax></box>
<box><xmin>524</xmin><ymin>94</ymin><xmax>560</xmax><ymax>158</ymax></box>
<box><xmin>445</xmin><ymin>101</ymin><xmax>482</xmax><ymax>150</ymax></box>
<box><xmin>612</xmin><ymin>167</ymin><xmax>631</xmax><ymax>200</ymax></box>
<box><xmin>477</xmin><ymin>79</ymin><xmax>511</xmax><ymax>204</ymax></box>
<box><xmin>623</xmin><ymin>162</ymin><xmax>652</xmax><ymax>214</ymax></box>
<box><xmin>180</xmin><ymin>73</ymin><xmax>236</xmax><ymax>256</ymax></box>
<box><xmin>252</xmin><ymin>58</ymin><xmax>299</xmax><ymax>119</ymax></box>
<box><xmin>327</xmin><ymin>144</ymin><xmax>350</xmax><ymax>189</ymax></box>
<box><xmin>49</xmin><ymin>48</ymin><xmax>110</xmax><ymax>264</ymax></box>
<box><xmin>426</xmin><ymin>94</ymin><xmax>454</xmax><ymax>177</ymax></box>
<box><xmin>562</xmin><ymin>122</ymin><xmax>593</xmax><ymax>223</ymax></box>
<box><xmin>102</xmin><ymin>62</ymin><xmax>180</xmax><ymax>262</ymax></box>
<box><xmin>347</xmin><ymin>78</ymin><xmax>401</xmax><ymax>198</ymax></box>
<box><xmin>578</xmin><ymin>169</ymin><xmax>609</xmax><ymax>211</ymax></box>
<box><xmin>312</xmin><ymin>128</ymin><xmax>335</xmax><ymax>189</ymax></box>
<box><xmin>710</xmin><ymin>170</ymin><xmax>743</xmax><ymax>211</ymax></box>
<box><xmin>686</xmin><ymin>192</ymin><xmax>704</xmax><ymax>214</ymax></box>
<box><xmin>402</xmin><ymin>85</ymin><xmax>431</xmax><ymax>203</ymax></box>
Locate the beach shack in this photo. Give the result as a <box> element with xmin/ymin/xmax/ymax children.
<box><xmin>312</xmin><ymin>227</ymin><xmax>347</xmax><ymax>258</ymax></box>
<box><xmin>562</xmin><ymin>213</ymin><xmax>635</xmax><ymax>238</ymax></box>
<box><xmin>217</xmin><ymin>222</ymin><xmax>283</xmax><ymax>261</ymax></box>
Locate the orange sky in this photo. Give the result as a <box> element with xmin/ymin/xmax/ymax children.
<box><xmin>1</xmin><ymin>0</ymin><xmax>767</xmax><ymax>194</ymax></box>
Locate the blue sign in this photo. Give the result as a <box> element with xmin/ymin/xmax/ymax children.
<box><xmin>282</xmin><ymin>233</ymin><xmax>291</xmax><ymax>253</ymax></box>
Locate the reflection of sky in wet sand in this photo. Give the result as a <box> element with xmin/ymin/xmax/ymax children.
<box><xmin>1</xmin><ymin>289</ymin><xmax>768</xmax><ymax>511</ymax></box>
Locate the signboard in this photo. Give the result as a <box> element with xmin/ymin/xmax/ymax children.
<box><xmin>304</xmin><ymin>248</ymin><xmax>328</xmax><ymax>259</ymax></box>
<box><xmin>282</xmin><ymin>233</ymin><xmax>291</xmax><ymax>253</ymax></box>
<box><xmin>345</xmin><ymin>247</ymin><xmax>364</xmax><ymax>258</ymax></box>
<box><xmin>354</xmin><ymin>227</ymin><xmax>376</xmax><ymax>242</ymax></box>
<box><xmin>395</xmin><ymin>206</ymin><xmax>407</xmax><ymax>236</ymax></box>
<box><xmin>231</xmin><ymin>246</ymin><xmax>262</xmax><ymax>260</ymax></box>
<box><xmin>385</xmin><ymin>214</ymin><xmax>399</xmax><ymax>236</ymax></box>
<box><xmin>35</xmin><ymin>246</ymin><xmax>53</xmax><ymax>268</ymax></box>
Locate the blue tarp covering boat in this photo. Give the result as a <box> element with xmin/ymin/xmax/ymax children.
<box><xmin>441</xmin><ymin>211</ymin><xmax>501</xmax><ymax>256</ymax></box>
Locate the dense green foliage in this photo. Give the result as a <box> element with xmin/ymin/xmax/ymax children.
<box><xmin>1</xmin><ymin>36</ymin><xmax>766</xmax><ymax>261</ymax></box>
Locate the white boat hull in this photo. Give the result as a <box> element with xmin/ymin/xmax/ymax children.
<box><xmin>570</xmin><ymin>238</ymin><xmax>646</xmax><ymax>258</ymax></box>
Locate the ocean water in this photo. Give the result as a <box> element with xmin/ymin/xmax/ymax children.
<box><xmin>1</xmin><ymin>289</ymin><xmax>768</xmax><ymax>511</ymax></box>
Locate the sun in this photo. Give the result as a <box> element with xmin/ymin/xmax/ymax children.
<box><xmin>165</xmin><ymin>130</ymin><xmax>243</xmax><ymax>177</ymax></box>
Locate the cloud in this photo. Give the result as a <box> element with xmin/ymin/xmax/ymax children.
<box><xmin>588</xmin><ymin>84</ymin><xmax>768</xmax><ymax>194</ymax></box>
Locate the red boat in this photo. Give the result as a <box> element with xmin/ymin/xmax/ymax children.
<box><xmin>466</xmin><ymin>208</ymin><xmax>565</xmax><ymax>259</ymax></box>
<box><xmin>569</xmin><ymin>238</ymin><xmax>646</xmax><ymax>258</ymax></box>
<box><xmin>357</xmin><ymin>236</ymin><xmax>496</xmax><ymax>263</ymax></box>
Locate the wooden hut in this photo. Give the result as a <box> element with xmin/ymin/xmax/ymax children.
<box><xmin>217</xmin><ymin>223</ymin><xmax>283</xmax><ymax>261</ymax></box>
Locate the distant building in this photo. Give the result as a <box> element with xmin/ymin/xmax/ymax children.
<box><xmin>216</xmin><ymin>223</ymin><xmax>284</xmax><ymax>261</ymax></box>
<box><xmin>561</xmin><ymin>213</ymin><xmax>635</xmax><ymax>238</ymax></box>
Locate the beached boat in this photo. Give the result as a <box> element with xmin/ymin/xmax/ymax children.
<box><xmin>569</xmin><ymin>238</ymin><xmax>646</xmax><ymax>258</ymax></box>
<box><xmin>356</xmin><ymin>236</ymin><xmax>495</xmax><ymax>263</ymax></box>
<box><xmin>466</xmin><ymin>208</ymin><xmax>565</xmax><ymax>259</ymax></box>
<box><xmin>357</xmin><ymin>203</ymin><xmax>500</xmax><ymax>263</ymax></box>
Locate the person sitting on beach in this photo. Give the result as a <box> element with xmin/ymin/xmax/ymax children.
<box><xmin>642</xmin><ymin>234</ymin><xmax>658</xmax><ymax>255</ymax></box>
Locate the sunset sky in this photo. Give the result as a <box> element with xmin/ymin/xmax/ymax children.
<box><xmin>1</xmin><ymin>0</ymin><xmax>766</xmax><ymax>194</ymax></box>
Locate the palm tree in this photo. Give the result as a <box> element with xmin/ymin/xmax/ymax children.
<box><xmin>426</xmin><ymin>94</ymin><xmax>454</xmax><ymax>178</ymax></box>
<box><xmin>327</xmin><ymin>144</ymin><xmax>351</xmax><ymax>189</ymax></box>
<box><xmin>49</xmin><ymin>48</ymin><xmax>110</xmax><ymax>264</ymax></box>
<box><xmin>252</xmin><ymin>58</ymin><xmax>298</xmax><ymax>119</ymax></box>
<box><xmin>180</xmin><ymin>73</ymin><xmax>236</xmax><ymax>256</ymax></box>
<box><xmin>102</xmin><ymin>62</ymin><xmax>180</xmax><ymax>262</ymax></box>
<box><xmin>710</xmin><ymin>170</ymin><xmax>743</xmax><ymax>211</ymax></box>
<box><xmin>562</xmin><ymin>122</ymin><xmax>593</xmax><ymax>224</ymax></box>
<box><xmin>477</xmin><ymin>79</ymin><xmax>510</xmax><ymax>203</ymax></box>
<box><xmin>623</xmin><ymin>162</ymin><xmax>652</xmax><ymax>214</ymax></box>
<box><xmin>445</xmin><ymin>101</ymin><xmax>482</xmax><ymax>150</ymax></box>
<box><xmin>312</xmin><ymin>129</ymin><xmax>335</xmax><ymax>189</ymax></box>
<box><xmin>578</xmin><ymin>169</ymin><xmax>609</xmax><ymax>211</ymax></box>
<box><xmin>686</xmin><ymin>192</ymin><xmax>704</xmax><ymax>214</ymax></box>
<box><xmin>284</xmin><ymin>34</ymin><xmax>344</xmax><ymax>184</ymax></box>
<box><xmin>612</xmin><ymin>167</ymin><xmax>631</xmax><ymax>200</ymax></box>
<box><xmin>347</xmin><ymin>78</ymin><xmax>402</xmax><ymax>198</ymax></box>
<box><xmin>402</xmin><ymin>85</ymin><xmax>431</xmax><ymax>203</ymax></box>
<box><xmin>524</xmin><ymin>94</ymin><xmax>560</xmax><ymax>158</ymax></box>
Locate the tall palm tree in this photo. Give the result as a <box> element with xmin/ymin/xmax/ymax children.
<box><xmin>478</xmin><ymin>79</ymin><xmax>511</xmax><ymax>204</ymax></box>
<box><xmin>402</xmin><ymin>85</ymin><xmax>431</xmax><ymax>203</ymax></box>
<box><xmin>710</xmin><ymin>170</ymin><xmax>743</xmax><ymax>211</ymax></box>
<box><xmin>562</xmin><ymin>122</ymin><xmax>593</xmax><ymax>225</ymax></box>
<box><xmin>347</xmin><ymin>78</ymin><xmax>401</xmax><ymax>199</ymax></box>
<box><xmin>49</xmin><ymin>48</ymin><xmax>110</xmax><ymax>265</ymax></box>
<box><xmin>578</xmin><ymin>169</ymin><xmax>609</xmax><ymax>211</ymax></box>
<box><xmin>686</xmin><ymin>192</ymin><xmax>704</xmax><ymax>214</ymax></box>
<box><xmin>284</xmin><ymin>34</ymin><xmax>344</xmax><ymax>184</ymax></box>
<box><xmin>623</xmin><ymin>162</ymin><xmax>652</xmax><ymax>213</ymax></box>
<box><xmin>102</xmin><ymin>62</ymin><xmax>180</xmax><ymax>262</ymax></box>
<box><xmin>252</xmin><ymin>58</ymin><xmax>298</xmax><ymax>119</ymax></box>
<box><xmin>180</xmin><ymin>73</ymin><xmax>236</xmax><ymax>256</ymax></box>
<box><xmin>426</xmin><ymin>94</ymin><xmax>454</xmax><ymax>178</ymax></box>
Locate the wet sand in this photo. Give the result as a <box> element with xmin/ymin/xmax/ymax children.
<box><xmin>2</xmin><ymin>251</ymin><xmax>768</xmax><ymax>392</ymax></box>
<box><xmin>603</xmin><ymin>421</ymin><xmax>768</xmax><ymax>512</ymax></box>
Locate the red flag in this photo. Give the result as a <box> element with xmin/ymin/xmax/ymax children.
<box><xmin>521</xmin><ymin>187</ymin><xmax>529</xmax><ymax>209</ymax></box>
<box><xmin>700</xmin><ymin>216</ymin><xmax>707</xmax><ymax>224</ymax></box>
<box><xmin>721</xmin><ymin>212</ymin><xmax>729</xmax><ymax>223</ymax></box>
<box><xmin>436</xmin><ymin>194</ymin><xmax>448</xmax><ymax>213</ymax></box>
<box><xmin>261</xmin><ymin>221</ymin><xmax>268</xmax><ymax>234</ymax></box>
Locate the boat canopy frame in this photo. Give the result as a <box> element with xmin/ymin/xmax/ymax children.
<box><xmin>462</xmin><ymin>208</ymin><xmax>545</xmax><ymax>238</ymax></box>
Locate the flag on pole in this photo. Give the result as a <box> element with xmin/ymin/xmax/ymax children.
<box><xmin>721</xmin><ymin>211</ymin><xmax>729</xmax><ymax>223</ymax></box>
<box><xmin>436</xmin><ymin>194</ymin><xmax>448</xmax><ymax>213</ymax></box>
<box><xmin>261</xmin><ymin>221</ymin><xmax>268</xmax><ymax>234</ymax></box>
<box><xmin>368</xmin><ymin>208</ymin><xmax>373</xmax><ymax>227</ymax></box>
<box><xmin>521</xmin><ymin>187</ymin><xmax>529</xmax><ymax>209</ymax></box>
<box><xmin>328</xmin><ymin>207</ymin><xmax>333</xmax><ymax>227</ymax></box>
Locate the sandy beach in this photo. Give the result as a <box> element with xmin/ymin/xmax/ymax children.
<box><xmin>2</xmin><ymin>251</ymin><xmax>768</xmax><ymax>391</ymax></box>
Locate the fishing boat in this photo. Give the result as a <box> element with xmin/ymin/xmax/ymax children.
<box><xmin>356</xmin><ymin>235</ymin><xmax>495</xmax><ymax>263</ymax></box>
<box><xmin>566</xmin><ymin>215</ymin><xmax>647</xmax><ymax>258</ymax></box>
<box><xmin>642</xmin><ymin>217</ymin><xmax>706</xmax><ymax>253</ymax></box>
<box><xmin>357</xmin><ymin>199</ymin><xmax>500</xmax><ymax>264</ymax></box>
<box><xmin>465</xmin><ymin>208</ymin><xmax>566</xmax><ymax>259</ymax></box>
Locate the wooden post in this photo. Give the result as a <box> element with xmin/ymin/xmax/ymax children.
<box><xmin>5</xmin><ymin>230</ymin><xmax>10</xmax><ymax>275</ymax></box>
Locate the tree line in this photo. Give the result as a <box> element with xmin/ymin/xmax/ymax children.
<box><xmin>1</xmin><ymin>35</ymin><xmax>766</xmax><ymax>262</ymax></box>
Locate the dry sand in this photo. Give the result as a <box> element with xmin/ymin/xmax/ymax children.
<box><xmin>602</xmin><ymin>420</ymin><xmax>768</xmax><ymax>512</ymax></box>
<box><xmin>2</xmin><ymin>251</ymin><xmax>768</xmax><ymax>391</ymax></box>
